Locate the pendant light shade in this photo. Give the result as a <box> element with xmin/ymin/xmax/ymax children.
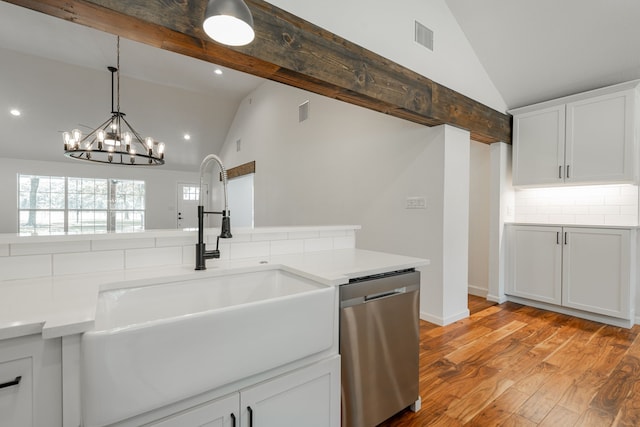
<box><xmin>203</xmin><ymin>0</ymin><xmax>255</xmax><ymax>46</ymax></box>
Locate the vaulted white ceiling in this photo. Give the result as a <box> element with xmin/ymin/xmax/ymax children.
<box><xmin>445</xmin><ymin>0</ymin><xmax>640</xmax><ymax>109</ymax></box>
<box><xmin>2</xmin><ymin>0</ymin><xmax>639</xmax><ymax>171</ymax></box>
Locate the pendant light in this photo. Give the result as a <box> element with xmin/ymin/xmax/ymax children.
<box><xmin>203</xmin><ymin>0</ymin><xmax>255</xmax><ymax>46</ymax></box>
<box><xmin>62</xmin><ymin>36</ymin><xmax>165</xmax><ymax>166</ymax></box>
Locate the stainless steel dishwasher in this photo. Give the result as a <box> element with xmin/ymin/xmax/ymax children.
<box><xmin>340</xmin><ymin>269</ymin><xmax>421</xmax><ymax>427</ymax></box>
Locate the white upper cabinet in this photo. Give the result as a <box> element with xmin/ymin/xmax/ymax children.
<box><xmin>511</xmin><ymin>80</ymin><xmax>639</xmax><ymax>187</ymax></box>
<box><xmin>512</xmin><ymin>105</ymin><xmax>565</xmax><ymax>186</ymax></box>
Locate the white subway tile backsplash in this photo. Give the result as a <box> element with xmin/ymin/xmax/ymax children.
<box><xmin>53</xmin><ymin>251</ymin><xmax>123</xmax><ymax>276</ymax></box>
<box><xmin>91</xmin><ymin>238</ymin><xmax>155</xmax><ymax>251</ymax></box>
<box><xmin>182</xmin><ymin>245</ymin><xmax>195</xmax><ymax>266</ymax></box>
<box><xmin>270</xmin><ymin>239</ymin><xmax>304</xmax><ymax>256</ymax></box>
<box><xmin>229</xmin><ymin>241</ymin><xmax>270</xmax><ymax>260</ymax></box>
<box><xmin>0</xmin><ymin>254</ymin><xmax>51</xmax><ymax>280</ymax></box>
<box><xmin>574</xmin><ymin>215</ymin><xmax>605</xmax><ymax>225</ymax></box>
<box><xmin>515</xmin><ymin>184</ymin><xmax>638</xmax><ymax>226</ymax></box>
<box><xmin>288</xmin><ymin>231</ymin><xmax>319</xmax><ymax>240</ymax></box>
<box><xmin>125</xmin><ymin>247</ymin><xmax>183</xmax><ymax>269</ymax></box>
<box><xmin>155</xmin><ymin>236</ymin><xmax>194</xmax><ymax>248</ymax></box>
<box><xmin>333</xmin><ymin>235</ymin><xmax>356</xmax><ymax>249</ymax></box>
<box><xmin>589</xmin><ymin>205</ymin><xmax>620</xmax><ymax>215</ymax></box>
<box><xmin>304</xmin><ymin>237</ymin><xmax>334</xmax><ymax>252</ymax></box>
<box><xmin>319</xmin><ymin>229</ymin><xmax>347</xmax><ymax>238</ymax></box>
<box><xmin>11</xmin><ymin>240</ymin><xmax>90</xmax><ymax>256</ymax></box>
<box><xmin>562</xmin><ymin>206</ymin><xmax>589</xmax><ymax>215</ymax></box>
<box><xmin>251</xmin><ymin>232</ymin><xmax>288</xmax><ymax>242</ymax></box>
<box><xmin>0</xmin><ymin>227</ymin><xmax>361</xmax><ymax>282</ymax></box>
<box><xmin>604</xmin><ymin>215</ymin><xmax>637</xmax><ymax>226</ymax></box>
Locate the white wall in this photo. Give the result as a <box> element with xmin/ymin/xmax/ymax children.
<box><xmin>267</xmin><ymin>0</ymin><xmax>506</xmax><ymax>113</ymax></box>
<box><xmin>468</xmin><ymin>142</ymin><xmax>490</xmax><ymax>296</ymax></box>
<box><xmin>219</xmin><ymin>81</ymin><xmax>471</xmax><ymax>323</ymax></box>
<box><xmin>0</xmin><ymin>157</ymin><xmax>198</xmax><ymax>233</ymax></box>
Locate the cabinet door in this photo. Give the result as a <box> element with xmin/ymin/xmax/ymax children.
<box><xmin>562</xmin><ymin>228</ymin><xmax>632</xmax><ymax>319</ymax></box>
<box><xmin>565</xmin><ymin>90</ymin><xmax>635</xmax><ymax>184</ymax></box>
<box><xmin>240</xmin><ymin>356</ymin><xmax>340</xmax><ymax>427</ymax></box>
<box><xmin>512</xmin><ymin>105</ymin><xmax>565</xmax><ymax>186</ymax></box>
<box><xmin>147</xmin><ymin>393</ymin><xmax>239</xmax><ymax>427</ymax></box>
<box><xmin>0</xmin><ymin>357</ymin><xmax>32</xmax><ymax>427</ymax></box>
<box><xmin>507</xmin><ymin>225</ymin><xmax>563</xmax><ymax>305</ymax></box>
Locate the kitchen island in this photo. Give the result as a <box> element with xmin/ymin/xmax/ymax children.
<box><xmin>0</xmin><ymin>226</ymin><xmax>428</xmax><ymax>427</ymax></box>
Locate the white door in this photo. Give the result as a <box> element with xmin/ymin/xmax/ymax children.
<box><xmin>565</xmin><ymin>90</ymin><xmax>635</xmax><ymax>184</ymax></box>
<box><xmin>177</xmin><ymin>183</ymin><xmax>205</xmax><ymax>229</ymax></box>
<box><xmin>562</xmin><ymin>227</ymin><xmax>632</xmax><ymax>319</ymax></box>
<box><xmin>512</xmin><ymin>105</ymin><xmax>565</xmax><ymax>186</ymax></box>
<box><xmin>506</xmin><ymin>225</ymin><xmax>563</xmax><ymax>305</ymax></box>
<box><xmin>239</xmin><ymin>356</ymin><xmax>340</xmax><ymax>427</ymax></box>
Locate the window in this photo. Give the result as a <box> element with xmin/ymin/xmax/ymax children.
<box><xmin>18</xmin><ymin>174</ymin><xmax>145</xmax><ymax>235</ymax></box>
<box><xmin>182</xmin><ymin>185</ymin><xmax>200</xmax><ymax>201</ymax></box>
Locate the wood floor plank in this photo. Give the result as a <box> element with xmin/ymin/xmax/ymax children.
<box><xmin>466</xmin><ymin>387</ymin><xmax>530</xmax><ymax>426</ymax></box>
<box><xmin>538</xmin><ymin>404</ymin><xmax>581</xmax><ymax>427</ymax></box>
<box><xmin>445</xmin><ymin>320</ymin><xmax>526</xmax><ymax>364</ymax></box>
<box><xmin>590</xmin><ymin>355</ymin><xmax>640</xmax><ymax>416</ymax></box>
<box><xmin>444</xmin><ymin>375</ymin><xmax>514</xmax><ymax>423</ymax></box>
<box><xmin>576</xmin><ymin>407</ymin><xmax>615</xmax><ymax>426</ymax></box>
<box><xmin>382</xmin><ymin>296</ymin><xmax>640</xmax><ymax>427</ymax></box>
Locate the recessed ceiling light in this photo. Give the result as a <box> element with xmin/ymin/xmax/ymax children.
<box><xmin>184</xmin><ymin>134</ymin><xmax>191</xmax><ymax>141</ymax></box>
<box><xmin>10</xmin><ymin>109</ymin><xmax>21</xmax><ymax>117</ymax></box>
<box><xmin>214</xmin><ymin>68</ymin><xmax>223</xmax><ymax>76</ymax></box>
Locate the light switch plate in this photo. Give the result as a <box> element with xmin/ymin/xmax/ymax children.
<box><xmin>406</xmin><ymin>197</ymin><xmax>426</xmax><ymax>209</ymax></box>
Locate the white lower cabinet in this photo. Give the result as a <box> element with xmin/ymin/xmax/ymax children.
<box><xmin>148</xmin><ymin>393</ymin><xmax>238</xmax><ymax>427</ymax></box>
<box><xmin>0</xmin><ymin>335</ymin><xmax>62</xmax><ymax>427</ymax></box>
<box><xmin>146</xmin><ymin>356</ymin><xmax>340</xmax><ymax>427</ymax></box>
<box><xmin>507</xmin><ymin>225</ymin><xmax>635</xmax><ymax>323</ymax></box>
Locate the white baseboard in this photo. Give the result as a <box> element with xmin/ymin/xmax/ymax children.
<box><xmin>468</xmin><ymin>284</ymin><xmax>488</xmax><ymax>298</ymax></box>
<box><xmin>420</xmin><ymin>308</ymin><xmax>470</xmax><ymax>326</ymax></box>
<box><xmin>486</xmin><ymin>293</ymin><xmax>508</xmax><ymax>304</ymax></box>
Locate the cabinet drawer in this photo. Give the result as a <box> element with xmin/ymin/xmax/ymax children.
<box><xmin>0</xmin><ymin>357</ymin><xmax>33</xmax><ymax>427</ymax></box>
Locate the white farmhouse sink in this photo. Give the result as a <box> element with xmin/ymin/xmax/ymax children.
<box><xmin>81</xmin><ymin>268</ymin><xmax>336</xmax><ymax>427</ymax></box>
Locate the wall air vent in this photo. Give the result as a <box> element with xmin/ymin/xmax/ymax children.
<box><xmin>414</xmin><ymin>21</ymin><xmax>434</xmax><ymax>51</ymax></box>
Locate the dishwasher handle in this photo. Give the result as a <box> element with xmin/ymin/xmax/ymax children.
<box><xmin>365</xmin><ymin>287</ymin><xmax>407</xmax><ymax>302</ymax></box>
<box><xmin>341</xmin><ymin>283</ymin><xmax>419</xmax><ymax>308</ymax></box>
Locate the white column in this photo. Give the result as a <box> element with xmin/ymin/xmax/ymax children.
<box><xmin>419</xmin><ymin>125</ymin><xmax>471</xmax><ymax>325</ymax></box>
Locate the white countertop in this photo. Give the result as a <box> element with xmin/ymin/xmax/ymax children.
<box><xmin>0</xmin><ymin>248</ymin><xmax>428</xmax><ymax>341</ymax></box>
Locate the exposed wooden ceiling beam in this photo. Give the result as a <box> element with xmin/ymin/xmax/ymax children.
<box><xmin>4</xmin><ymin>0</ymin><xmax>511</xmax><ymax>144</ymax></box>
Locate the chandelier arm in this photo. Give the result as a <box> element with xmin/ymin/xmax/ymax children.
<box><xmin>119</xmin><ymin>116</ymin><xmax>146</xmax><ymax>144</ymax></box>
<box><xmin>80</xmin><ymin>117</ymin><xmax>114</xmax><ymax>144</ymax></box>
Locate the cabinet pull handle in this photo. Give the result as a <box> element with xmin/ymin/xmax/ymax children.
<box><xmin>566</xmin><ymin>165</ymin><xmax>570</xmax><ymax>178</ymax></box>
<box><xmin>230</xmin><ymin>413</ymin><xmax>236</xmax><ymax>427</ymax></box>
<box><xmin>247</xmin><ymin>406</ymin><xmax>253</xmax><ymax>427</ymax></box>
<box><xmin>564</xmin><ymin>232</ymin><xmax>568</xmax><ymax>245</ymax></box>
<box><xmin>556</xmin><ymin>232</ymin><xmax>560</xmax><ymax>245</ymax></box>
<box><xmin>559</xmin><ymin>165</ymin><xmax>562</xmax><ymax>179</ymax></box>
<box><xmin>0</xmin><ymin>376</ymin><xmax>21</xmax><ymax>389</ymax></box>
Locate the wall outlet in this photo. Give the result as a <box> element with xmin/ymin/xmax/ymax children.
<box><xmin>406</xmin><ymin>196</ymin><xmax>426</xmax><ymax>209</ymax></box>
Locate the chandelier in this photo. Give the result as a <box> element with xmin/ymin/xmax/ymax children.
<box><xmin>63</xmin><ymin>36</ymin><xmax>165</xmax><ymax>166</ymax></box>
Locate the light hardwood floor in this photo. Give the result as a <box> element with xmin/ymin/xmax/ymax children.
<box><xmin>378</xmin><ymin>296</ymin><xmax>640</xmax><ymax>426</ymax></box>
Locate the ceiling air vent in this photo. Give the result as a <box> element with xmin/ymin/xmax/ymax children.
<box><xmin>414</xmin><ymin>21</ymin><xmax>434</xmax><ymax>51</ymax></box>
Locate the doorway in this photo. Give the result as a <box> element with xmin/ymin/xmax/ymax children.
<box><xmin>176</xmin><ymin>182</ymin><xmax>206</xmax><ymax>229</ymax></box>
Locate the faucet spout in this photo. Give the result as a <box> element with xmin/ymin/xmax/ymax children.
<box><xmin>195</xmin><ymin>154</ymin><xmax>232</xmax><ymax>270</ymax></box>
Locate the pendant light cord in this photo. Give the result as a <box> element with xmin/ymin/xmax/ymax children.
<box><xmin>116</xmin><ymin>36</ymin><xmax>120</xmax><ymax>113</ymax></box>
